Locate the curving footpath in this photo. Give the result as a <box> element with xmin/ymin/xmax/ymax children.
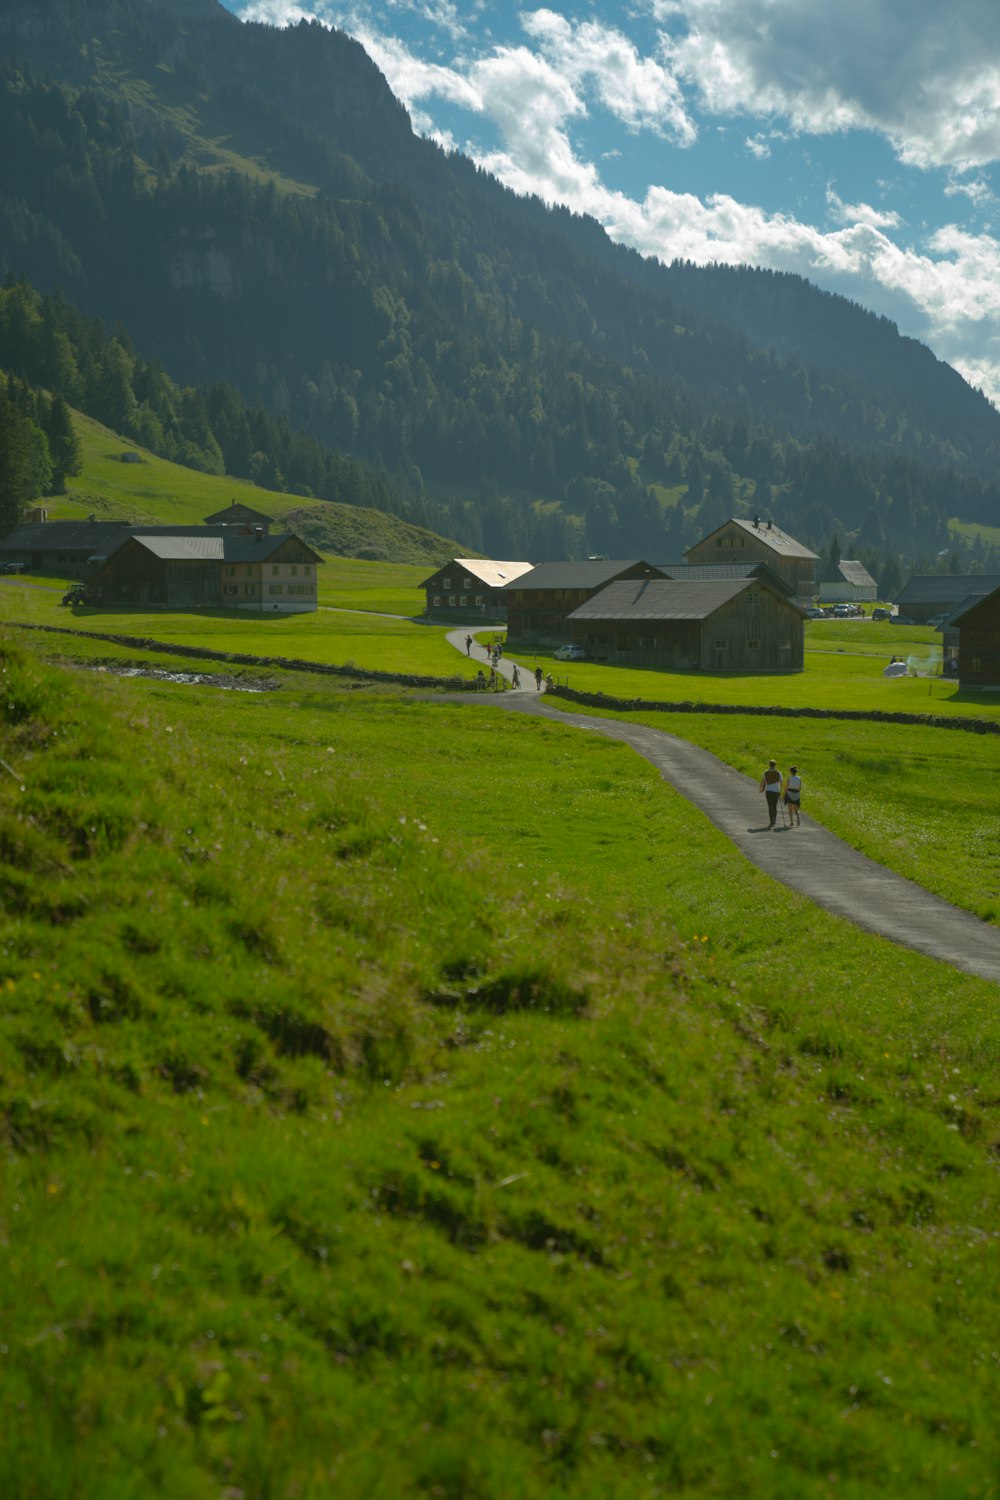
<box><xmin>452</xmin><ymin>678</ymin><xmax>1000</xmax><ymax>985</ymax></box>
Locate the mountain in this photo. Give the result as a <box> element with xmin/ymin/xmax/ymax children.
<box><xmin>1</xmin><ymin>0</ymin><xmax>999</xmax><ymax>573</ymax></box>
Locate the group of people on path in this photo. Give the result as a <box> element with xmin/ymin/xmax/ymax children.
<box><xmin>758</xmin><ymin>760</ymin><xmax>803</xmax><ymax>828</ymax></box>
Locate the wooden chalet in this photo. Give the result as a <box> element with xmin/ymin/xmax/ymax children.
<box><xmin>818</xmin><ymin>559</ymin><xmax>878</xmax><ymax>604</ymax></box>
<box><xmin>948</xmin><ymin>586</ymin><xmax>1000</xmax><ymax>688</ymax></box>
<box><xmin>203</xmin><ymin>501</ymin><xmax>276</xmax><ymax>533</ymax></box>
<box><xmin>566</xmin><ymin>577</ymin><xmax>804</xmax><ymax>672</ymax></box>
<box><xmin>88</xmin><ymin>531</ymin><xmax>323</xmax><ymax>612</ymax></box>
<box><xmin>685</xmin><ymin>518</ymin><xmax>818</xmax><ymax>605</ymax></box>
<box><xmin>894</xmin><ymin>574</ymin><xmax>1000</xmax><ymax>624</ymax></box>
<box><xmin>502</xmin><ymin>559</ymin><xmax>666</xmax><ymax>644</ymax></box>
<box><xmin>420</xmin><ymin>559</ymin><xmax>534</xmax><ymax>621</ymax></box>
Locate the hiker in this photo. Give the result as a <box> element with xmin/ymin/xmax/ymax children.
<box><xmin>511</xmin><ymin>665</ymin><xmax>521</xmax><ymax>689</ymax></box>
<box><xmin>465</xmin><ymin>634</ymin><xmax>473</xmax><ymax>656</ymax></box>
<box><xmin>534</xmin><ymin>666</ymin><xmax>543</xmax><ymax>691</ymax></box>
<box><xmin>784</xmin><ymin>765</ymin><xmax>802</xmax><ymax>827</ymax></box>
<box><xmin>759</xmin><ymin>758</ymin><xmax>783</xmax><ymax>828</ymax></box>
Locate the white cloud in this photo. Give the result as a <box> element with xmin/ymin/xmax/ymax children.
<box><xmin>826</xmin><ymin>189</ymin><xmax>902</xmax><ymax>231</ymax></box>
<box><xmin>745</xmin><ymin>134</ymin><xmax>770</xmax><ymax>160</ymax></box>
<box><xmin>650</xmin><ymin>0</ymin><xmax>1000</xmax><ymax>170</ymax></box>
<box><xmin>521</xmin><ymin>9</ymin><xmax>696</xmax><ymax>143</ymax></box>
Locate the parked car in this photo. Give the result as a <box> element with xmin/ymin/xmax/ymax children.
<box><xmin>872</xmin><ymin>607</ymin><xmax>891</xmax><ymax>621</ymax></box>
<box><xmin>890</xmin><ymin>614</ymin><xmax>916</xmax><ymax>625</ymax></box>
<box><xmin>553</xmin><ymin>644</ymin><xmax>589</xmax><ymax>661</ymax></box>
<box><xmin>803</xmin><ymin>606</ymin><xmax>824</xmax><ymax>619</ymax></box>
<box><xmin>0</xmin><ymin>561</ymin><xmax>23</xmax><ymax>575</ymax></box>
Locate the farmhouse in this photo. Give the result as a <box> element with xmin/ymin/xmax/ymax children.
<box><xmin>502</xmin><ymin>559</ymin><xmax>666</xmax><ymax>645</ymax></box>
<box><xmin>88</xmin><ymin>531</ymin><xmax>323</xmax><ymax>611</ymax></box>
<box><xmin>420</xmin><ymin>558</ymin><xmax>534</xmax><ymax>621</ymax></box>
<box><xmin>947</xmin><ymin>586</ymin><xmax>1000</xmax><ymax>688</ymax></box>
<box><xmin>203</xmin><ymin>501</ymin><xmax>276</xmax><ymax>533</ymax></box>
<box><xmin>894</xmin><ymin>573</ymin><xmax>1000</xmax><ymax>623</ymax></box>
<box><xmin>685</xmin><ymin>518</ymin><xmax>818</xmax><ymax>605</ymax></box>
<box><xmin>818</xmin><ymin>559</ymin><xmax>878</xmax><ymax>604</ymax></box>
<box><xmin>566</xmin><ymin>577</ymin><xmax>804</xmax><ymax>672</ymax></box>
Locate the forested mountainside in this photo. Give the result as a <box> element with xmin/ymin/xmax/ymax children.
<box><xmin>1</xmin><ymin>0</ymin><xmax>999</xmax><ymax>576</ymax></box>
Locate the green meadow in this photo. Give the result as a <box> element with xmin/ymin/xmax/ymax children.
<box><xmin>1</xmin><ymin>632</ymin><xmax>999</xmax><ymax>1500</ymax></box>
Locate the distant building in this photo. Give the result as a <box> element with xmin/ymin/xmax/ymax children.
<box><xmin>818</xmin><ymin>559</ymin><xmax>878</xmax><ymax>604</ymax></box>
<box><xmin>0</xmin><ymin>519</ymin><xmax>135</xmax><ymax>578</ymax></box>
<box><xmin>685</xmin><ymin>518</ymin><xmax>818</xmax><ymax>605</ymax></box>
<box><xmin>87</xmin><ymin>531</ymin><xmax>323</xmax><ymax>612</ymax></box>
<box><xmin>567</xmin><ymin>577</ymin><xmax>804</xmax><ymax>672</ymax></box>
<box><xmin>420</xmin><ymin>559</ymin><xmax>535</xmax><ymax>621</ymax></box>
<box><xmin>948</xmin><ymin>586</ymin><xmax>1000</xmax><ymax>687</ymax></box>
<box><xmin>203</xmin><ymin>501</ymin><xmax>276</xmax><ymax>533</ymax></box>
<box><xmin>894</xmin><ymin>574</ymin><xmax>1000</xmax><ymax>624</ymax></box>
<box><xmin>502</xmin><ymin>559</ymin><xmax>666</xmax><ymax>644</ymax></box>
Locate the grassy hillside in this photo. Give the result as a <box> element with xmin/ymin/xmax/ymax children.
<box><xmin>45</xmin><ymin>410</ymin><xmax>461</xmax><ymax>565</ymax></box>
<box><xmin>1</xmin><ymin>632</ymin><xmax>998</xmax><ymax>1498</ymax></box>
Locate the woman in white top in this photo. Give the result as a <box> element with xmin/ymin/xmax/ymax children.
<box><xmin>784</xmin><ymin>765</ymin><xmax>802</xmax><ymax>826</ymax></box>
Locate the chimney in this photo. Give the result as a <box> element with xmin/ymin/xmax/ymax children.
<box><xmin>767</xmin><ymin>519</ymin><xmax>773</xmax><ymax>531</ymax></box>
<box><xmin>753</xmin><ymin>514</ymin><xmax>760</xmax><ymax>528</ymax></box>
<box><xmin>254</xmin><ymin>526</ymin><xmax>263</xmax><ymax>543</ymax></box>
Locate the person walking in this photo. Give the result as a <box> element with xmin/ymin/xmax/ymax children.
<box><xmin>534</xmin><ymin>666</ymin><xmax>543</xmax><ymax>691</ymax></box>
<box><xmin>784</xmin><ymin>765</ymin><xmax>802</xmax><ymax>826</ymax></box>
<box><xmin>759</xmin><ymin>758</ymin><xmax>783</xmax><ymax>828</ymax></box>
<box><xmin>511</xmin><ymin>665</ymin><xmax>521</xmax><ymax>689</ymax></box>
<box><xmin>465</xmin><ymin>634</ymin><xmax>473</xmax><ymax>655</ymax></box>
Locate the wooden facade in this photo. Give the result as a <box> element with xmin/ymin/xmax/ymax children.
<box><xmin>503</xmin><ymin>560</ymin><xmax>665</xmax><ymax>644</ymax></box>
<box><xmin>952</xmin><ymin>587</ymin><xmax>1000</xmax><ymax>687</ymax></box>
<box><xmin>89</xmin><ymin>534</ymin><xmax>322</xmax><ymax>612</ymax></box>
<box><xmin>685</xmin><ymin>519</ymin><xmax>818</xmax><ymax>605</ymax></box>
<box><xmin>567</xmin><ymin>578</ymin><xmax>804</xmax><ymax>672</ymax></box>
<box><xmin>894</xmin><ymin>574</ymin><xmax>1000</xmax><ymax>624</ymax></box>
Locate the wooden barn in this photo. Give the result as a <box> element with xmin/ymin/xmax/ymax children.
<box><xmin>949</xmin><ymin>586</ymin><xmax>1000</xmax><ymax>688</ymax></box>
<box><xmin>894</xmin><ymin>573</ymin><xmax>1000</xmax><ymax>623</ymax></box>
<box><xmin>685</xmin><ymin>518</ymin><xmax>818</xmax><ymax>605</ymax></box>
<box><xmin>0</xmin><ymin>519</ymin><xmax>133</xmax><ymax>577</ymax></box>
<box><xmin>420</xmin><ymin>559</ymin><xmax>534</xmax><ymax>621</ymax></box>
<box><xmin>566</xmin><ymin>577</ymin><xmax>804</xmax><ymax>672</ymax></box>
<box><xmin>502</xmin><ymin>559</ymin><xmax>665</xmax><ymax>644</ymax></box>
<box><xmin>658</xmin><ymin>560</ymin><xmax>795</xmax><ymax>598</ymax></box>
<box><xmin>88</xmin><ymin>532</ymin><xmax>323</xmax><ymax>612</ymax></box>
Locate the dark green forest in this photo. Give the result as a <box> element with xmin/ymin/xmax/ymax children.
<box><xmin>1</xmin><ymin>0</ymin><xmax>999</xmax><ymax>578</ymax></box>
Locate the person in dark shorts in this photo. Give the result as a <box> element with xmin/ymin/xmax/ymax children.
<box><xmin>759</xmin><ymin>759</ymin><xmax>783</xmax><ymax>828</ymax></box>
<box><xmin>784</xmin><ymin>766</ymin><xmax>802</xmax><ymax>826</ymax></box>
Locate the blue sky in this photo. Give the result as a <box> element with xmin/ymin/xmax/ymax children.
<box><xmin>223</xmin><ymin>1</ymin><xmax>1000</xmax><ymax>402</ymax></box>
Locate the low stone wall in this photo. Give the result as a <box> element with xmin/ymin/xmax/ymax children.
<box><xmin>549</xmin><ymin>684</ymin><xmax>1000</xmax><ymax>736</ymax></box>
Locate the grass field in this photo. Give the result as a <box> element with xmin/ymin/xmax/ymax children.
<box><xmin>1</xmin><ymin>632</ymin><xmax>999</xmax><ymax>1499</ymax></box>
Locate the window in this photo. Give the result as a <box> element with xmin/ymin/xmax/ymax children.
<box><xmin>475</xmin><ymin>595</ymin><xmax>484</xmax><ymax>606</ymax></box>
<box><xmin>304</xmin><ymin>565</ymin><xmax>311</xmax><ymax>576</ymax></box>
<box><xmin>223</xmin><ymin>585</ymin><xmax>237</xmax><ymax>596</ymax></box>
<box><xmin>246</xmin><ymin>566</ymin><xmax>254</xmax><ymax>576</ymax></box>
<box><xmin>748</xmin><ymin>592</ymin><xmax>760</xmax><ymax>610</ymax></box>
<box><xmin>287</xmin><ymin>584</ymin><xmax>311</xmax><ymax>595</ymax></box>
<box><xmin>269</xmin><ymin>584</ymin><xmax>283</xmax><ymax>595</ymax></box>
<box><xmin>271</xmin><ymin>565</ymin><xmax>280</xmax><ymax>575</ymax></box>
<box><xmin>464</xmin><ymin>577</ymin><xmax>473</xmax><ymax>588</ymax></box>
<box><xmin>291</xmin><ymin>565</ymin><xmax>298</xmax><ymax>576</ymax></box>
<box><xmin>432</xmin><ymin>595</ymin><xmax>442</xmax><ymax>607</ymax></box>
<box><xmin>715</xmin><ymin>639</ymin><xmax>728</xmax><ymax>649</ymax></box>
<box><xmin>460</xmin><ymin>595</ymin><xmax>468</xmax><ymax>606</ymax></box>
<box><xmin>747</xmin><ymin>639</ymin><xmax>760</xmax><ymax>650</ymax></box>
<box><xmin>244</xmin><ymin>584</ymin><xmax>255</xmax><ymax>595</ymax></box>
<box><xmin>449</xmin><ymin>596</ymin><xmax>457</xmax><ymax>607</ymax></box>
<box><xmin>442</xmin><ymin>576</ymin><xmax>452</xmax><ymax>589</ymax></box>
<box><xmin>225</xmin><ymin>566</ymin><xmax>236</xmax><ymax>577</ymax></box>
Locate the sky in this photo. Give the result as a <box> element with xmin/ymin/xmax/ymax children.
<box><xmin>221</xmin><ymin>0</ymin><xmax>1000</xmax><ymax>403</ymax></box>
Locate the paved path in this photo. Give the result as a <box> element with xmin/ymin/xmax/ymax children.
<box><xmin>444</xmin><ymin>682</ymin><xmax>1000</xmax><ymax>985</ymax></box>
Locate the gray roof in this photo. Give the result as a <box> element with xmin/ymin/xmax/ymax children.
<box><xmin>820</xmin><ymin>559</ymin><xmax>877</xmax><ymax>588</ymax></box>
<box><xmin>503</xmin><ymin>559</ymin><xmax>663</xmax><ymax>591</ymax></box>
<box><xmin>421</xmin><ymin>558</ymin><xmax>535</xmax><ymax>589</ymax></box>
<box><xmin>689</xmin><ymin>518</ymin><xmax>819</xmax><ymax>561</ymax></box>
<box><xmin>203</xmin><ymin>502</ymin><xmax>276</xmax><ymax>524</ymax></box>
<box><xmin>948</xmin><ymin>585</ymin><xmax>1000</xmax><ymax>626</ymax></box>
<box><xmin>99</xmin><ymin>532</ymin><xmax>323</xmax><ymax>565</ymax></box>
<box><xmin>895</xmin><ymin>574</ymin><xmax>1000</xmax><ymax>606</ymax></box>
<box><xmin>568</xmin><ymin>577</ymin><xmax>766</xmax><ymax>622</ymax></box>
<box><xmin>1</xmin><ymin>520</ymin><xmax>130</xmax><ymax>552</ymax></box>
<box><xmin>659</xmin><ymin>560</ymin><xmax>794</xmax><ymax>595</ymax></box>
